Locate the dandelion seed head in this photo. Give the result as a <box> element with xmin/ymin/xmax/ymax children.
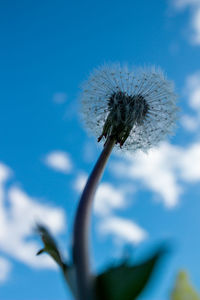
<box><xmin>81</xmin><ymin>64</ymin><xmax>178</xmax><ymax>152</ymax></box>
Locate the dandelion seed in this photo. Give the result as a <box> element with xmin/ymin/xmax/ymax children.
<box><xmin>81</xmin><ymin>64</ymin><xmax>178</xmax><ymax>152</ymax></box>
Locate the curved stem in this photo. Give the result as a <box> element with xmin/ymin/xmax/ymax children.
<box><xmin>73</xmin><ymin>137</ymin><xmax>115</xmax><ymax>300</ymax></box>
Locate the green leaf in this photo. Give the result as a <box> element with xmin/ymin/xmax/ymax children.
<box><xmin>36</xmin><ymin>223</ymin><xmax>66</xmax><ymax>270</ymax></box>
<box><xmin>95</xmin><ymin>247</ymin><xmax>166</xmax><ymax>300</ymax></box>
<box><xmin>36</xmin><ymin>223</ymin><xmax>78</xmax><ymax>298</ymax></box>
<box><xmin>171</xmin><ymin>270</ymin><xmax>200</xmax><ymax>300</ymax></box>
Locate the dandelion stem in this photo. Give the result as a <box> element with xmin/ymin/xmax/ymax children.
<box><xmin>73</xmin><ymin>137</ymin><xmax>116</xmax><ymax>300</ymax></box>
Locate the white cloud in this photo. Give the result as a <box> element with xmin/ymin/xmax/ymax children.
<box><xmin>74</xmin><ymin>173</ymin><xmax>127</xmax><ymax>216</ymax></box>
<box><xmin>177</xmin><ymin>143</ymin><xmax>200</xmax><ymax>181</ymax></box>
<box><xmin>181</xmin><ymin>71</ymin><xmax>200</xmax><ymax>131</ymax></box>
<box><xmin>0</xmin><ymin>257</ymin><xmax>11</xmax><ymax>283</ymax></box>
<box><xmin>172</xmin><ymin>0</ymin><xmax>200</xmax><ymax>45</ymax></box>
<box><xmin>53</xmin><ymin>92</ymin><xmax>67</xmax><ymax>104</ymax></box>
<box><xmin>111</xmin><ymin>142</ymin><xmax>200</xmax><ymax>208</ymax></box>
<box><xmin>186</xmin><ymin>71</ymin><xmax>200</xmax><ymax>109</ymax></box>
<box><xmin>181</xmin><ymin>115</ymin><xmax>198</xmax><ymax>131</ymax></box>
<box><xmin>0</xmin><ymin>162</ymin><xmax>67</xmax><ymax>281</ymax></box>
<box><xmin>173</xmin><ymin>0</ymin><xmax>200</xmax><ymax>10</ymax></box>
<box><xmin>73</xmin><ymin>173</ymin><xmax>87</xmax><ymax>191</ymax></box>
<box><xmin>94</xmin><ymin>183</ymin><xmax>126</xmax><ymax>216</ymax></box>
<box><xmin>192</xmin><ymin>7</ymin><xmax>200</xmax><ymax>44</ymax></box>
<box><xmin>0</xmin><ymin>164</ymin><xmax>12</xmax><ymax>242</ymax></box>
<box><xmin>44</xmin><ymin>151</ymin><xmax>72</xmax><ymax>173</ymax></box>
<box><xmin>73</xmin><ymin>173</ymin><xmax>145</xmax><ymax>246</ymax></box>
<box><xmin>98</xmin><ymin>216</ymin><xmax>147</xmax><ymax>245</ymax></box>
<box><xmin>0</xmin><ymin>163</ymin><xmax>11</xmax><ymax>182</ymax></box>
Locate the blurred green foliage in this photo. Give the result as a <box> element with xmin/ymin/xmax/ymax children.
<box><xmin>171</xmin><ymin>270</ymin><xmax>200</xmax><ymax>300</ymax></box>
<box><xmin>37</xmin><ymin>223</ymin><xmax>166</xmax><ymax>300</ymax></box>
<box><xmin>95</xmin><ymin>247</ymin><xmax>165</xmax><ymax>300</ymax></box>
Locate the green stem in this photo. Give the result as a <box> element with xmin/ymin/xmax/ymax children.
<box><xmin>73</xmin><ymin>137</ymin><xmax>115</xmax><ymax>300</ymax></box>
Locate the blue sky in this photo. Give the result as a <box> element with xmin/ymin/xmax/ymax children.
<box><xmin>0</xmin><ymin>0</ymin><xmax>200</xmax><ymax>299</ymax></box>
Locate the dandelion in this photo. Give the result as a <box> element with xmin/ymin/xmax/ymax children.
<box><xmin>36</xmin><ymin>64</ymin><xmax>178</xmax><ymax>300</ymax></box>
<box><xmin>81</xmin><ymin>64</ymin><xmax>177</xmax><ymax>152</ymax></box>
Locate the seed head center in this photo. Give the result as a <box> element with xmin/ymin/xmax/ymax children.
<box><xmin>98</xmin><ymin>91</ymin><xmax>149</xmax><ymax>147</ymax></box>
<box><xmin>108</xmin><ymin>91</ymin><xmax>149</xmax><ymax>124</ymax></box>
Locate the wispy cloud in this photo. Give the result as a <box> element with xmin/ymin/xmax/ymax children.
<box><xmin>0</xmin><ymin>162</ymin><xmax>67</xmax><ymax>283</ymax></box>
<box><xmin>173</xmin><ymin>0</ymin><xmax>200</xmax><ymax>9</ymax></box>
<box><xmin>94</xmin><ymin>183</ymin><xmax>126</xmax><ymax>216</ymax></box>
<box><xmin>74</xmin><ymin>173</ymin><xmax>127</xmax><ymax>216</ymax></box>
<box><xmin>181</xmin><ymin>71</ymin><xmax>200</xmax><ymax>131</ymax></box>
<box><xmin>74</xmin><ymin>173</ymin><xmax>146</xmax><ymax>246</ymax></box>
<box><xmin>44</xmin><ymin>151</ymin><xmax>72</xmax><ymax>173</ymax></box>
<box><xmin>73</xmin><ymin>173</ymin><xmax>87</xmax><ymax>191</ymax></box>
<box><xmin>98</xmin><ymin>216</ymin><xmax>147</xmax><ymax>245</ymax></box>
<box><xmin>172</xmin><ymin>0</ymin><xmax>200</xmax><ymax>45</ymax></box>
<box><xmin>111</xmin><ymin>142</ymin><xmax>200</xmax><ymax>208</ymax></box>
<box><xmin>185</xmin><ymin>71</ymin><xmax>200</xmax><ymax>110</ymax></box>
<box><xmin>53</xmin><ymin>92</ymin><xmax>67</xmax><ymax>104</ymax></box>
<box><xmin>0</xmin><ymin>257</ymin><xmax>11</xmax><ymax>284</ymax></box>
